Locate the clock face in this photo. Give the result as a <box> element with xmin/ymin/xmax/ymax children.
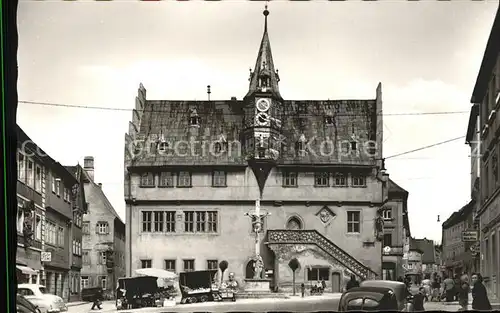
<box><xmin>256</xmin><ymin>112</ymin><xmax>270</xmax><ymax>126</ymax></box>
<box><xmin>256</xmin><ymin>99</ymin><xmax>271</xmax><ymax>112</ymax></box>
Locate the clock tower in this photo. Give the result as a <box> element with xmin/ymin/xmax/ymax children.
<box><xmin>242</xmin><ymin>6</ymin><xmax>284</xmax><ymax>162</ymax></box>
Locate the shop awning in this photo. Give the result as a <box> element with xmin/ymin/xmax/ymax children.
<box><xmin>16</xmin><ymin>265</ymin><xmax>37</xmax><ymax>275</ymax></box>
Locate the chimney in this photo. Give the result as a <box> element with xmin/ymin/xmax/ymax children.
<box><xmin>83</xmin><ymin>156</ymin><xmax>94</xmax><ymax>181</ymax></box>
<box><xmin>98</xmin><ymin>183</ymin><xmax>102</xmax><ymax>188</ymax></box>
<box><xmin>231</xmin><ymin>97</ymin><xmax>237</xmax><ymax>101</ymax></box>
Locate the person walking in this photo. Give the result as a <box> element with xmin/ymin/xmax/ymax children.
<box><xmin>91</xmin><ymin>288</ymin><xmax>103</xmax><ymax>310</ymax></box>
<box><xmin>443</xmin><ymin>275</ymin><xmax>455</xmax><ymax>302</ymax></box>
<box><xmin>471</xmin><ymin>273</ymin><xmax>492</xmax><ymax>311</ymax></box>
<box><xmin>431</xmin><ymin>277</ymin><xmax>440</xmax><ymax>302</ymax></box>
<box><xmin>458</xmin><ymin>277</ymin><xmax>470</xmax><ymax>311</ymax></box>
<box><xmin>412</xmin><ymin>287</ymin><xmax>426</xmax><ymax>312</ymax></box>
<box><xmin>300</xmin><ymin>283</ymin><xmax>305</xmax><ymax>298</ymax></box>
<box><xmin>345</xmin><ymin>274</ymin><xmax>359</xmax><ymax>291</ymax></box>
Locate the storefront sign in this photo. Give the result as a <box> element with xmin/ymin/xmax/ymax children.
<box><xmin>41</xmin><ymin>252</ymin><xmax>52</xmax><ymax>262</ymax></box>
<box><xmin>462</xmin><ymin>230</ymin><xmax>479</xmax><ymax>242</ymax></box>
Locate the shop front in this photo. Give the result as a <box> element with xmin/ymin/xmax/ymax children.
<box><xmin>16</xmin><ymin>245</ymin><xmax>42</xmax><ymax>285</ymax></box>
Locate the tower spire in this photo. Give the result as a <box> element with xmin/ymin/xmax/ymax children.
<box><xmin>245</xmin><ymin>1</ymin><xmax>282</xmax><ymax>99</ymax></box>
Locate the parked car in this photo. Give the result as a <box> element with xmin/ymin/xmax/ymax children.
<box><xmin>360</xmin><ymin>280</ymin><xmax>414</xmax><ymax>311</ymax></box>
<box><xmin>17</xmin><ymin>284</ymin><xmax>67</xmax><ymax>313</ymax></box>
<box><xmin>16</xmin><ymin>294</ymin><xmax>41</xmax><ymax>313</ymax></box>
<box><xmin>338</xmin><ymin>286</ymin><xmax>400</xmax><ymax>311</ymax></box>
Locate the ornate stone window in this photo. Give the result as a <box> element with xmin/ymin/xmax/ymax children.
<box><xmin>286</xmin><ymin>216</ymin><xmax>303</xmax><ymax>230</ymax></box>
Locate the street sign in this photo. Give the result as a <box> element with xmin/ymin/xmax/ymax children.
<box><xmin>462</xmin><ymin>230</ymin><xmax>479</xmax><ymax>242</ymax></box>
<box><xmin>41</xmin><ymin>252</ymin><xmax>51</xmax><ymax>262</ymax></box>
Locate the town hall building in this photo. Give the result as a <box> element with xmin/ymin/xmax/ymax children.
<box><xmin>124</xmin><ymin>8</ymin><xmax>389</xmax><ymax>293</ymax></box>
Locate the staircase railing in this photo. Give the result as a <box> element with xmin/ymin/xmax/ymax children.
<box><xmin>267</xmin><ymin>229</ymin><xmax>377</xmax><ymax>279</ymax></box>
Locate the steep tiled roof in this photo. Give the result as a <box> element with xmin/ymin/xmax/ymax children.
<box><xmin>128</xmin><ymin>99</ymin><xmax>378</xmax><ymax>167</ymax></box>
<box><xmin>388</xmin><ymin>179</ymin><xmax>408</xmax><ymax>196</ymax></box>
<box><xmin>82</xmin><ymin>168</ymin><xmax>124</xmax><ymax>225</ymax></box>
<box><xmin>442</xmin><ymin>200</ymin><xmax>474</xmax><ymax>229</ymax></box>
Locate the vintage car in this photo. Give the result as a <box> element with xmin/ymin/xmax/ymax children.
<box><xmin>17</xmin><ymin>284</ymin><xmax>67</xmax><ymax>313</ymax></box>
<box><xmin>360</xmin><ymin>280</ymin><xmax>414</xmax><ymax>312</ymax></box>
<box><xmin>16</xmin><ymin>294</ymin><xmax>42</xmax><ymax>313</ymax></box>
<box><xmin>338</xmin><ymin>286</ymin><xmax>400</xmax><ymax>311</ymax></box>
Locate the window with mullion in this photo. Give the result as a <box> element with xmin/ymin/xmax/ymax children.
<box><xmin>196</xmin><ymin>211</ymin><xmax>206</xmax><ymax>232</ymax></box>
<box><xmin>177</xmin><ymin>171</ymin><xmax>192</xmax><ymax>187</ymax></box>
<box><xmin>140</xmin><ymin>172</ymin><xmax>155</xmax><ymax>187</ymax></box>
<box><xmin>142</xmin><ymin>211</ymin><xmax>152</xmax><ymax>232</ymax></box>
<box><xmin>165</xmin><ymin>211</ymin><xmax>176</xmax><ymax>232</ymax></box>
<box><xmin>154</xmin><ymin>211</ymin><xmax>164</xmax><ymax>232</ymax></box>
<box><xmin>333</xmin><ymin>173</ymin><xmax>347</xmax><ymax>187</ymax></box>
<box><xmin>282</xmin><ymin>171</ymin><xmax>298</xmax><ymax>187</ymax></box>
<box><xmin>184</xmin><ymin>211</ymin><xmax>194</xmax><ymax>232</ymax></box>
<box><xmin>212</xmin><ymin>171</ymin><xmax>227</xmax><ymax>187</ymax></box>
<box><xmin>314</xmin><ymin>172</ymin><xmax>329</xmax><ymax>187</ymax></box>
<box><xmin>159</xmin><ymin>172</ymin><xmax>174</xmax><ymax>187</ymax></box>
<box><xmin>207</xmin><ymin>212</ymin><xmax>218</xmax><ymax>233</ymax></box>
<box><xmin>347</xmin><ymin>211</ymin><xmax>361</xmax><ymax>233</ymax></box>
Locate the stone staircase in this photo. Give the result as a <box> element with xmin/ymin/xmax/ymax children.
<box><xmin>267</xmin><ymin>230</ymin><xmax>377</xmax><ymax>280</ymax></box>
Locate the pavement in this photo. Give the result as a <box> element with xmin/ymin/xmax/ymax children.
<box><xmin>67</xmin><ymin>294</ymin><xmax>341</xmax><ymax>313</ymax></box>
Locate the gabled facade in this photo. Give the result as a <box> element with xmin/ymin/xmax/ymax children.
<box><xmin>441</xmin><ymin>201</ymin><xmax>476</xmax><ymax>279</ymax></box>
<box><xmin>81</xmin><ymin>156</ymin><xmax>126</xmax><ymax>298</ymax></box>
<box><xmin>471</xmin><ymin>3</ymin><xmax>500</xmax><ymax>300</ymax></box>
<box><xmin>64</xmin><ymin>164</ymin><xmax>89</xmax><ymax>301</ymax></box>
<box><xmin>124</xmin><ymin>8</ymin><xmax>387</xmax><ymax>293</ymax></box>
<box><xmin>381</xmin><ymin>179</ymin><xmax>411</xmax><ymax>281</ymax></box>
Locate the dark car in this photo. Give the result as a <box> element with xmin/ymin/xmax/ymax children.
<box><xmin>339</xmin><ymin>286</ymin><xmax>400</xmax><ymax>311</ymax></box>
<box><xmin>360</xmin><ymin>280</ymin><xmax>414</xmax><ymax>311</ymax></box>
<box><xmin>16</xmin><ymin>294</ymin><xmax>41</xmax><ymax>313</ymax></box>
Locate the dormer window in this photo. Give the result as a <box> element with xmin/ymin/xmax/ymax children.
<box><xmin>190</xmin><ymin>116</ymin><xmax>200</xmax><ymax>126</ymax></box>
<box><xmin>325</xmin><ymin>116</ymin><xmax>334</xmax><ymax>126</ymax></box>
<box><xmin>298</xmin><ymin>103</ymin><xmax>307</xmax><ymax>114</ymax></box>
<box><xmin>214</xmin><ymin>142</ymin><xmax>222</xmax><ymax>153</ymax></box>
<box><xmin>190</xmin><ymin>109</ymin><xmax>200</xmax><ymax>126</ymax></box>
<box><xmin>158</xmin><ymin>141</ymin><xmax>169</xmax><ymax>152</ymax></box>
<box><xmin>351</xmin><ymin>141</ymin><xmax>357</xmax><ymax>151</ymax></box>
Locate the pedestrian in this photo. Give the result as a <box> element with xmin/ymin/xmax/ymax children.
<box><xmin>412</xmin><ymin>287</ymin><xmax>426</xmax><ymax>312</ymax></box>
<box><xmin>346</xmin><ymin>274</ymin><xmax>359</xmax><ymax>291</ymax></box>
<box><xmin>431</xmin><ymin>278</ymin><xmax>439</xmax><ymax>301</ymax></box>
<box><xmin>300</xmin><ymin>283</ymin><xmax>305</xmax><ymax>298</ymax></box>
<box><xmin>458</xmin><ymin>277</ymin><xmax>470</xmax><ymax>311</ymax></box>
<box><xmin>321</xmin><ymin>279</ymin><xmax>326</xmax><ymax>292</ymax></box>
<box><xmin>443</xmin><ymin>275</ymin><xmax>455</xmax><ymax>302</ymax></box>
<box><xmin>471</xmin><ymin>273</ymin><xmax>492</xmax><ymax>311</ymax></box>
<box><xmin>91</xmin><ymin>288</ymin><xmax>103</xmax><ymax>310</ymax></box>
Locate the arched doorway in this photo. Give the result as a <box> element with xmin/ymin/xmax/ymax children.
<box><xmin>245</xmin><ymin>260</ymin><xmax>255</xmax><ymax>279</ymax></box>
<box><xmin>332</xmin><ymin>272</ymin><xmax>341</xmax><ymax>293</ymax></box>
<box><xmin>286</xmin><ymin>216</ymin><xmax>303</xmax><ymax>230</ymax></box>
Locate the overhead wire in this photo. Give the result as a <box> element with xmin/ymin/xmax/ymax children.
<box><xmin>19</xmin><ymin>100</ymin><xmax>469</xmax><ymax>117</ymax></box>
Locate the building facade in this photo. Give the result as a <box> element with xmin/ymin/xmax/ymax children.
<box><xmin>441</xmin><ymin>202</ymin><xmax>476</xmax><ymax>278</ymax></box>
<box><xmin>470</xmin><ymin>4</ymin><xmax>500</xmax><ymax>300</ymax></box>
<box><xmin>124</xmin><ymin>9</ymin><xmax>388</xmax><ymax>293</ymax></box>
<box><xmin>382</xmin><ymin>179</ymin><xmax>411</xmax><ymax>281</ymax></box>
<box><xmin>15</xmin><ymin>126</ymin><xmax>85</xmax><ymax>302</ymax></box>
<box><xmin>43</xmin><ymin>160</ymin><xmax>80</xmax><ymax>301</ymax></box>
<box><xmin>81</xmin><ymin>157</ymin><xmax>126</xmax><ymax>297</ymax></box>
<box><xmin>64</xmin><ymin>165</ymin><xmax>89</xmax><ymax>301</ymax></box>
<box><xmin>406</xmin><ymin>240</ymin><xmax>423</xmax><ymax>284</ymax></box>
<box><xmin>16</xmin><ymin>127</ymin><xmax>47</xmax><ymax>284</ymax></box>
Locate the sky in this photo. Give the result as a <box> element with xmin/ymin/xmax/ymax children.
<box><xmin>17</xmin><ymin>1</ymin><xmax>499</xmax><ymax>243</ymax></box>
